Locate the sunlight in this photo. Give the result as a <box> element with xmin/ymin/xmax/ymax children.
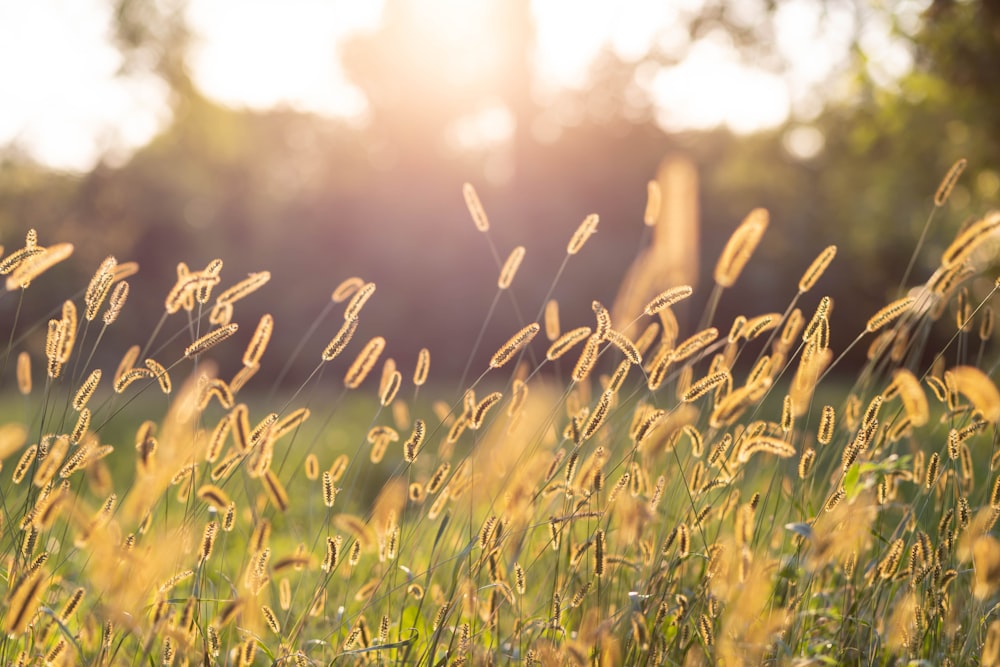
<box><xmin>649</xmin><ymin>33</ymin><xmax>790</xmax><ymax>134</ymax></box>
<box><xmin>187</xmin><ymin>0</ymin><xmax>381</xmax><ymax>120</ymax></box>
<box><xmin>0</xmin><ymin>0</ymin><xmax>168</xmax><ymax>170</ymax></box>
<box><xmin>0</xmin><ymin>0</ymin><xmax>898</xmax><ymax>170</ymax></box>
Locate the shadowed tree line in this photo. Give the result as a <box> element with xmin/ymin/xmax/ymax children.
<box><xmin>1</xmin><ymin>0</ymin><xmax>999</xmax><ymax>383</ymax></box>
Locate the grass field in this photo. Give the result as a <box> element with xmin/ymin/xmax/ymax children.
<box><xmin>3</xmin><ymin>170</ymin><xmax>1000</xmax><ymax>666</ymax></box>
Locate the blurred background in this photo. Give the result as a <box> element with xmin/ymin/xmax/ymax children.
<box><xmin>1</xmin><ymin>0</ymin><xmax>999</xmax><ymax>382</ymax></box>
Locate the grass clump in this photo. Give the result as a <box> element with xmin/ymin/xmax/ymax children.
<box><xmin>2</xmin><ymin>165</ymin><xmax>1000</xmax><ymax>666</ymax></box>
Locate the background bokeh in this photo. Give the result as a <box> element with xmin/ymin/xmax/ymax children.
<box><xmin>2</xmin><ymin>0</ymin><xmax>999</xmax><ymax>382</ymax></box>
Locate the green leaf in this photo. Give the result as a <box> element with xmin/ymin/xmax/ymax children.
<box><xmin>843</xmin><ymin>462</ymin><xmax>861</xmax><ymax>500</ymax></box>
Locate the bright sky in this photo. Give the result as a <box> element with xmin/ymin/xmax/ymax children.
<box><xmin>0</xmin><ymin>0</ymin><xmax>923</xmax><ymax>171</ymax></box>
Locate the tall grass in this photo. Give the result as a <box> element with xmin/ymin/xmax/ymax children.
<box><xmin>2</xmin><ymin>165</ymin><xmax>1000</xmax><ymax>667</ymax></box>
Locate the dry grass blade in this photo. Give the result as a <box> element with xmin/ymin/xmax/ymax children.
<box><xmin>644</xmin><ymin>180</ymin><xmax>662</xmax><ymax>226</ymax></box>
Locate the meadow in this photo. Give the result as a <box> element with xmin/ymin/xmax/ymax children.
<box><xmin>2</xmin><ymin>161</ymin><xmax>1000</xmax><ymax>666</ymax></box>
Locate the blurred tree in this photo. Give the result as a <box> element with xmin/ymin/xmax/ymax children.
<box><xmin>111</xmin><ymin>0</ymin><xmax>194</xmax><ymax>99</ymax></box>
<box><xmin>6</xmin><ymin>0</ymin><xmax>1000</xmax><ymax>383</ymax></box>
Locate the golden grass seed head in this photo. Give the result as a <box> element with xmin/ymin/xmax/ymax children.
<box><xmin>697</xmin><ymin>613</ymin><xmax>714</xmax><ymax>647</ymax></box>
<box><xmin>544</xmin><ymin>299</ymin><xmax>560</xmax><ymax>341</ymax></box>
<box><xmin>947</xmin><ymin>428</ymin><xmax>961</xmax><ymax>460</ymax></box>
<box><xmin>682</xmin><ymin>371</ymin><xmax>730</xmax><ymax>403</ymax></box>
<box><xmin>209</xmin><ymin>300</ymin><xmax>234</xmax><ymax>325</ymax></box>
<box><xmin>463</xmin><ymin>182</ymin><xmax>490</xmax><ymax>232</ymax></box>
<box><xmin>818</xmin><ymin>405</ymin><xmax>835</xmax><ymax>445</ymax></box>
<box><xmin>304</xmin><ymin>453</ymin><xmax>319</xmax><ymax>480</ymax></box>
<box><xmin>72</xmin><ymin>369</ymin><xmax>102</xmax><ymax>411</ymax></box>
<box><xmin>200</xmin><ymin>520</ymin><xmax>219</xmax><ymax>561</ymax></box>
<box><xmin>332</xmin><ymin>276</ymin><xmax>364</xmax><ymax>302</ymax></box>
<box><xmin>777</xmin><ymin>309</ymin><xmax>804</xmax><ymax>352</ymax></box>
<box><xmin>862</xmin><ymin>394</ymin><xmax>883</xmax><ymax>431</ymax></box>
<box><xmin>935</xmin><ymin>158</ymin><xmax>967</xmax><ymax>207</ymax></box>
<box><xmin>546</xmin><ymin>326</ymin><xmax>592</xmax><ymax>361</ymax></box>
<box><xmin>945</xmin><ymin>365</ymin><xmax>1000</xmax><ymax>422</ymax></box>
<box><xmin>403</xmin><ymin>419</ymin><xmax>426</xmax><ymax>462</ymax></box>
<box><xmin>262</xmin><ymin>469</ymin><xmax>289</xmax><ymax>512</ymax></box>
<box><xmin>672</xmin><ymin>327</ymin><xmax>718</xmax><ymax>364</ymax></box>
<box><xmin>780</xmin><ymin>394</ymin><xmax>794</xmax><ymax>432</ymax></box>
<box><xmin>470</xmin><ymin>392</ymin><xmax>502</xmax><ymax>430</ymax></box>
<box><xmin>262</xmin><ymin>605</ymin><xmax>281</xmax><ymax>634</ymax></box>
<box><xmin>926</xmin><ymin>375</ymin><xmax>950</xmax><ymax>404</ymax></box>
<box><xmin>329</xmin><ymin>454</ymin><xmax>348</xmax><ymax>482</ymax></box>
<box><xmin>959</xmin><ymin>496</ymin><xmax>971</xmax><ymax>529</ymax></box>
<box><xmin>592</xmin><ymin>300</ymin><xmax>612</xmax><ymax>339</ymax></box>
<box><xmin>803</xmin><ymin>296</ymin><xmax>831</xmax><ymax>343</ymax></box>
<box><xmin>926</xmin><ymin>451</ymin><xmax>941</xmax><ymax>489</ymax></box>
<box><xmin>84</xmin><ymin>257</ymin><xmax>116</xmax><ymax>321</ymax></box>
<box><xmin>740</xmin><ymin>313</ymin><xmax>780</xmax><ymax>340</ymax></box>
<box><xmin>581</xmin><ymin>390</ymin><xmax>613</xmax><ymax>441</ymax></box>
<box><xmin>321</xmin><ymin>317</ymin><xmax>358</xmax><ymax>362</ymax></box>
<box><xmin>737</xmin><ymin>435</ymin><xmax>797</xmax><ymax>463</ymax></box>
<box><xmin>6</xmin><ymin>243</ymin><xmax>74</xmax><ymax>290</ymax></box>
<box><xmin>798</xmin><ymin>245</ymin><xmax>837</xmax><ymax>293</ymax></box>
<box><xmin>58</xmin><ymin>587</ymin><xmax>85</xmax><ymax>624</ymax></box>
<box><xmin>981</xmin><ymin>306</ymin><xmax>996</xmax><ymax>341</ymax></box>
<box><xmin>321</xmin><ymin>474</ymin><xmax>339</xmax><ymax>509</ymax></box>
<box><xmin>825</xmin><ymin>488</ymin><xmax>846</xmax><ymax>512</ymax></box>
<box><xmin>490</xmin><ymin>323</ymin><xmax>540</xmax><ymax>369</ymax></box>
<box><xmin>414</xmin><ymin>347</ymin><xmax>430</xmax><ymax>386</ymax></box>
<box><xmin>644</xmin><ymin>285</ymin><xmax>693</xmax><ymax>316</ymax></box>
<box><xmin>196</xmin><ymin>484</ymin><xmax>231</xmax><ymax>512</ymax></box>
<box><xmin>379</xmin><ymin>369</ymin><xmax>402</xmax><ymax>406</ymax></box>
<box><xmin>102</xmin><ymin>279</ymin><xmax>129</xmax><ymax>325</ymax></box>
<box><xmin>508</xmin><ymin>378</ymin><xmax>529</xmax><ymax>416</ymax></box>
<box><xmin>143</xmin><ymin>358</ymin><xmax>171</xmax><ymax>394</ymax></box>
<box><xmin>344</xmin><ymin>336</ymin><xmax>386</xmax><ymax>388</ymax></box>
<box><xmin>498</xmin><ymin>245</ymin><xmax>525</xmax><ymax>289</ymax></box>
<box><xmin>216</xmin><ymin>271</ymin><xmax>270</xmax><ymax>307</ymax></box>
<box><xmin>567</xmin><ymin>213</ymin><xmax>599</xmax><ymax>254</ymax></box>
<box><xmin>242</xmin><ymin>313</ymin><xmax>273</xmax><ymax>367</ymax></box>
<box><xmin>942</xmin><ymin>211</ymin><xmax>1000</xmax><ymax>269</ymax></box>
<box><xmin>878</xmin><ymin>538</ymin><xmax>905</xmax><ymax>579</ymax></box>
<box><xmin>323</xmin><ymin>535</ymin><xmax>341</xmax><ymax>571</ymax></box>
<box><xmin>607</xmin><ymin>358</ymin><xmax>631</xmax><ymax>393</ymax></box>
<box><xmin>427</xmin><ymin>462</ymin><xmax>450</xmax><ymax>495</ymax></box>
<box><xmin>0</xmin><ymin>244</ymin><xmax>44</xmax><ymax>276</ymax></box>
<box><xmin>714</xmin><ymin>207</ymin><xmax>768</xmax><ymax>288</ymax></box>
<box><xmin>866</xmin><ymin>296</ymin><xmax>915</xmax><ymax>333</ymax></box>
<box><xmin>798</xmin><ymin>448</ymin><xmax>816</xmax><ymax>479</ymax></box>
<box><xmin>16</xmin><ymin>350</ymin><xmax>31</xmax><ymax>396</ymax></box>
<box><xmin>184</xmin><ymin>323</ymin><xmax>239</xmax><ymax>358</ymax></box>
<box><xmin>13</xmin><ymin>444</ymin><xmax>38</xmax><ymax>484</ymax></box>
<box><xmin>344</xmin><ymin>281</ymin><xmax>376</xmax><ymax>321</ymax></box>
<box><xmin>605</xmin><ymin>328</ymin><xmax>641</xmax><ymax>363</ymax></box>
<box><xmin>70</xmin><ymin>408</ymin><xmax>91</xmax><ymax>444</ymax></box>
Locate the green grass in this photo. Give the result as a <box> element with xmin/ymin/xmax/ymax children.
<box><xmin>1</xmin><ymin>182</ymin><xmax>1000</xmax><ymax>666</ymax></box>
